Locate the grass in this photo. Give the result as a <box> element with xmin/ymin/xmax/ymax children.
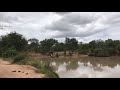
<box><xmin>17</xmin><ymin>57</ymin><xmax>59</xmax><ymax>78</ymax></box>
<box><xmin>36</xmin><ymin>68</ymin><xmax>59</xmax><ymax>78</ymax></box>
<box><xmin>0</xmin><ymin>51</ymin><xmax>59</xmax><ymax>78</ymax></box>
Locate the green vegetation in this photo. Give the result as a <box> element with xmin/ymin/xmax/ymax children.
<box><xmin>37</xmin><ymin>68</ymin><xmax>59</xmax><ymax>78</ymax></box>
<box><xmin>39</xmin><ymin>38</ymin><xmax>58</xmax><ymax>54</ymax></box>
<box><xmin>1</xmin><ymin>31</ymin><xmax>120</xmax><ymax>77</ymax></box>
<box><xmin>78</xmin><ymin>39</ymin><xmax>120</xmax><ymax>57</ymax></box>
<box><xmin>1</xmin><ymin>32</ymin><xmax>120</xmax><ymax>58</ymax></box>
<box><xmin>13</xmin><ymin>54</ymin><xmax>26</xmax><ymax>63</ymax></box>
<box><xmin>65</xmin><ymin>37</ymin><xmax>78</xmax><ymax>53</ymax></box>
<box><xmin>19</xmin><ymin>58</ymin><xmax>59</xmax><ymax>78</ymax></box>
<box><xmin>28</xmin><ymin>59</ymin><xmax>59</xmax><ymax>78</ymax></box>
<box><xmin>0</xmin><ymin>32</ymin><xmax>59</xmax><ymax>78</ymax></box>
<box><xmin>2</xmin><ymin>49</ymin><xmax>18</xmax><ymax>58</ymax></box>
<box><xmin>28</xmin><ymin>38</ymin><xmax>40</xmax><ymax>53</ymax></box>
<box><xmin>93</xmin><ymin>48</ymin><xmax>110</xmax><ymax>57</ymax></box>
<box><xmin>0</xmin><ymin>32</ymin><xmax>28</xmax><ymax>52</ymax></box>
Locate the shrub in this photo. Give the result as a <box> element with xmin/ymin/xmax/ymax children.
<box><xmin>37</xmin><ymin>68</ymin><xmax>59</xmax><ymax>78</ymax></box>
<box><xmin>28</xmin><ymin>59</ymin><xmax>59</xmax><ymax>78</ymax></box>
<box><xmin>30</xmin><ymin>61</ymin><xmax>42</xmax><ymax>69</ymax></box>
<box><xmin>13</xmin><ymin>54</ymin><xmax>25</xmax><ymax>63</ymax></box>
<box><xmin>30</xmin><ymin>60</ymin><xmax>50</xmax><ymax>69</ymax></box>
<box><xmin>106</xmin><ymin>48</ymin><xmax>116</xmax><ymax>56</ymax></box>
<box><xmin>0</xmin><ymin>50</ymin><xmax>2</xmax><ymax>57</ymax></box>
<box><xmin>78</xmin><ymin>49</ymin><xmax>89</xmax><ymax>55</ymax></box>
<box><xmin>94</xmin><ymin>48</ymin><xmax>110</xmax><ymax>57</ymax></box>
<box><xmin>2</xmin><ymin>49</ymin><xmax>18</xmax><ymax>58</ymax></box>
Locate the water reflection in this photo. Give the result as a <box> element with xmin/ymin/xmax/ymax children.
<box><xmin>66</xmin><ymin>61</ymin><xmax>79</xmax><ymax>71</ymax></box>
<box><xmin>50</xmin><ymin>56</ymin><xmax>120</xmax><ymax>78</ymax></box>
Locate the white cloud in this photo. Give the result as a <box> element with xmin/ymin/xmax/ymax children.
<box><xmin>0</xmin><ymin>12</ymin><xmax>120</xmax><ymax>42</ymax></box>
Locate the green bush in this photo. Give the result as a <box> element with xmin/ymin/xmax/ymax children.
<box><xmin>94</xmin><ymin>48</ymin><xmax>110</xmax><ymax>57</ymax></box>
<box><xmin>28</xmin><ymin>59</ymin><xmax>59</xmax><ymax>78</ymax></box>
<box><xmin>38</xmin><ymin>68</ymin><xmax>59</xmax><ymax>78</ymax></box>
<box><xmin>2</xmin><ymin>49</ymin><xmax>18</xmax><ymax>58</ymax></box>
<box><xmin>78</xmin><ymin>49</ymin><xmax>89</xmax><ymax>55</ymax></box>
<box><xmin>106</xmin><ymin>48</ymin><xmax>116</xmax><ymax>56</ymax></box>
<box><xmin>30</xmin><ymin>60</ymin><xmax>50</xmax><ymax>69</ymax></box>
<box><xmin>0</xmin><ymin>50</ymin><xmax>2</xmax><ymax>57</ymax></box>
<box><xmin>31</xmin><ymin>61</ymin><xmax>42</xmax><ymax>69</ymax></box>
<box><xmin>13</xmin><ymin>54</ymin><xmax>25</xmax><ymax>63</ymax></box>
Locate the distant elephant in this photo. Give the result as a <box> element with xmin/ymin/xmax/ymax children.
<box><xmin>49</xmin><ymin>51</ymin><xmax>54</xmax><ymax>58</ymax></box>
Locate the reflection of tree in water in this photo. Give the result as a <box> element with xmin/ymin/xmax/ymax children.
<box><xmin>80</xmin><ymin>56</ymin><xmax>120</xmax><ymax>68</ymax></box>
<box><xmin>66</xmin><ymin>60</ymin><xmax>79</xmax><ymax>71</ymax></box>
<box><xmin>51</xmin><ymin>65</ymin><xmax>58</xmax><ymax>72</ymax></box>
<box><xmin>93</xmin><ymin>64</ymin><xmax>103</xmax><ymax>72</ymax></box>
<box><xmin>51</xmin><ymin>58</ymin><xmax>71</xmax><ymax>65</ymax></box>
<box><xmin>50</xmin><ymin>56</ymin><xmax>120</xmax><ymax>72</ymax></box>
<box><xmin>50</xmin><ymin>59</ymin><xmax>70</xmax><ymax>71</ymax></box>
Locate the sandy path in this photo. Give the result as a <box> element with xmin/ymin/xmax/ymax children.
<box><xmin>0</xmin><ymin>59</ymin><xmax>45</xmax><ymax>78</ymax></box>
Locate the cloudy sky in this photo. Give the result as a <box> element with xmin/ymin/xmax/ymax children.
<box><xmin>0</xmin><ymin>12</ymin><xmax>120</xmax><ymax>43</ymax></box>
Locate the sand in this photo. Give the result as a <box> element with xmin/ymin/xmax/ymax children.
<box><xmin>0</xmin><ymin>59</ymin><xmax>45</xmax><ymax>78</ymax></box>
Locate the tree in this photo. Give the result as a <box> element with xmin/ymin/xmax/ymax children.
<box><xmin>28</xmin><ymin>38</ymin><xmax>39</xmax><ymax>44</ymax></box>
<box><xmin>78</xmin><ymin>39</ymin><xmax>120</xmax><ymax>56</ymax></box>
<box><xmin>0</xmin><ymin>31</ymin><xmax>28</xmax><ymax>52</ymax></box>
<box><xmin>53</xmin><ymin>43</ymin><xmax>65</xmax><ymax>52</ymax></box>
<box><xmin>28</xmin><ymin>38</ymin><xmax>40</xmax><ymax>53</ymax></box>
<box><xmin>65</xmin><ymin>37</ymin><xmax>78</xmax><ymax>52</ymax></box>
<box><xmin>116</xmin><ymin>44</ymin><xmax>120</xmax><ymax>55</ymax></box>
<box><xmin>94</xmin><ymin>48</ymin><xmax>110</xmax><ymax>57</ymax></box>
<box><xmin>39</xmin><ymin>38</ymin><xmax>58</xmax><ymax>54</ymax></box>
<box><xmin>105</xmin><ymin>39</ymin><xmax>115</xmax><ymax>48</ymax></box>
<box><xmin>78</xmin><ymin>43</ymin><xmax>89</xmax><ymax>55</ymax></box>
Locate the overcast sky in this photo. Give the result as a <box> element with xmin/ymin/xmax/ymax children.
<box><xmin>0</xmin><ymin>12</ymin><xmax>120</xmax><ymax>43</ymax></box>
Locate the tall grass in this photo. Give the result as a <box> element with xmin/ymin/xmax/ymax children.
<box><xmin>18</xmin><ymin>57</ymin><xmax>59</xmax><ymax>78</ymax></box>
<box><xmin>1</xmin><ymin>49</ymin><xmax>59</xmax><ymax>78</ymax></box>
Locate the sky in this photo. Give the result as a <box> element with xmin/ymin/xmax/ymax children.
<box><xmin>0</xmin><ymin>12</ymin><xmax>120</xmax><ymax>43</ymax></box>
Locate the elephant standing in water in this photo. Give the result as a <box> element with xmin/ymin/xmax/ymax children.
<box><xmin>49</xmin><ymin>51</ymin><xmax>59</xmax><ymax>58</ymax></box>
<box><xmin>49</xmin><ymin>51</ymin><xmax>54</xmax><ymax>58</ymax></box>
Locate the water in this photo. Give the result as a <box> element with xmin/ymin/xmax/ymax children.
<box><xmin>49</xmin><ymin>56</ymin><xmax>120</xmax><ymax>78</ymax></box>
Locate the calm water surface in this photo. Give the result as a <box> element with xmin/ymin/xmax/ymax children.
<box><xmin>49</xmin><ymin>56</ymin><xmax>120</xmax><ymax>78</ymax></box>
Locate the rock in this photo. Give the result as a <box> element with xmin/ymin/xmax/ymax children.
<box><xmin>12</xmin><ymin>71</ymin><xmax>16</xmax><ymax>72</ymax></box>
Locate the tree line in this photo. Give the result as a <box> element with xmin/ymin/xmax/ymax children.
<box><xmin>0</xmin><ymin>32</ymin><xmax>120</xmax><ymax>57</ymax></box>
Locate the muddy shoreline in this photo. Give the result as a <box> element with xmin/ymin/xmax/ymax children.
<box><xmin>0</xmin><ymin>58</ymin><xmax>45</xmax><ymax>78</ymax></box>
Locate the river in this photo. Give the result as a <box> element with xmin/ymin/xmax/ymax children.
<box><xmin>49</xmin><ymin>56</ymin><xmax>120</xmax><ymax>78</ymax></box>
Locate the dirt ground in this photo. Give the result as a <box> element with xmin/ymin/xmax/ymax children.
<box><xmin>0</xmin><ymin>59</ymin><xmax>45</xmax><ymax>78</ymax></box>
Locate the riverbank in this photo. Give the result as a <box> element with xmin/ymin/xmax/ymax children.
<box><xmin>29</xmin><ymin>52</ymin><xmax>120</xmax><ymax>61</ymax></box>
<box><xmin>0</xmin><ymin>58</ymin><xmax>45</xmax><ymax>78</ymax></box>
<box><xmin>29</xmin><ymin>53</ymin><xmax>88</xmax><ymax>60</ymax></box>
<box><xmin>0</xmin><ymin>56</ymin><xmax>59</xmax><ymax>78</ymax></box>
